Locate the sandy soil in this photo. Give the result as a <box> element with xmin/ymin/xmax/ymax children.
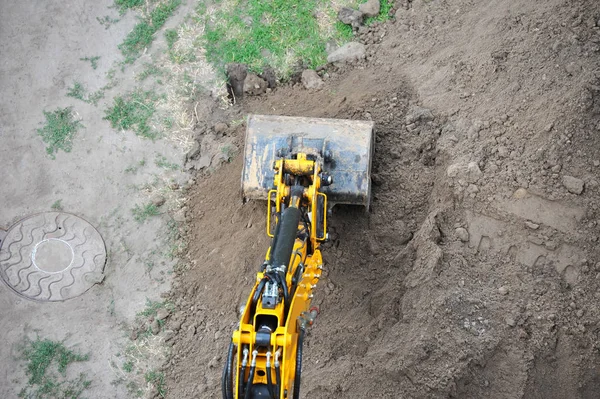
<box><xmin>165</xmin><ymin>0</ymin><xmax>600</xmax><ymax>398</ymax></box>
<box><xmin>0</xmin><ymin>0</ymin><xmax>199</xmax><ymax>397</ymax></box>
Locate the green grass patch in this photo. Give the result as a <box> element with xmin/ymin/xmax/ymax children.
<box><xmin>18</xmin><ymin>338</ymin><xmax>91</xmax><ymax>399</ymax></box>
<box><xmin>51</xmin><ymin>199</ymin><xmax>63</xmax><ymax>211</ymax></box>
<box><xmin>137</xmin><ymin>299</ymin><xmax>174</xmax><ymax>318</ymax></box>
<box><xmin>104</xmin><ymin>90</ymin><xmax>160</xmax><ymax>139</ymax></box>
<box><xmin>155</xmin><ymin>155</ymin><xmax>179</xmax><ymax>170</ymax></box>
<box><xmin>138</xmin><ymin>63</ymin><xmax>164</xmax><ymax>81</ymax></box>
<box><xmin>119</xmin><ymin>0</ymin><xmax>181</xmax><ymax>63</ymax></box>
<box><xmin>164</xmin><ymin>29</ymin><xmax>178</xmax><ymax>49</ymax></box>
<box><xmin>37</xmin><ymin>107</ymin><xmax>82</xmax><ymax>158</ymax></box>
<box><xmin>144</xmin><ymin>370</ymin><xmax>166</xmax><ymax>398</ymax></box>
<box><xmin>80</xmin><ymin>56</ymin><xmax>101</xmax><ymax>69</ymax></box>
<box><xmin>132</xmin><ymin>203</ymin><xmax>160</xmax><ymax>223</ymax></box>
<box><xmin>123</xmin><ymin>361</ymin><xmax>134</xmax><ymax>373</ymax></box>
<box><xmin>115</xmin><ymin>0</ymin><xmax>145</xmax><ymax>14</ymax></box>
<box><xmin>363</xmin><ymin>0</ymin><xmax>393</xmax><ymax>24</ymax></box>
<box><xmin>66</xmin><ymin>82</ymin><xmax>87</xmax><ymax>101</ymax></box>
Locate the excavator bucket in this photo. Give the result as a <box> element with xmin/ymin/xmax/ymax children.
<box><xmin>241</xmin><ymin>114</ymin><xmax>375</xmax><ymax>209</ymax></box>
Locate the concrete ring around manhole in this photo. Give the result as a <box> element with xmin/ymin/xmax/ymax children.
<box><xmin>0</xmin><ymin>212</ymin><xmax>106</xmax><ymax>301</ymax></box>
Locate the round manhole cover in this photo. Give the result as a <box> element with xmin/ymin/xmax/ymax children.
<box><xmin>0</xmin><ymin>212</ymin><xmax>106</xmax><ymax>301</ymax></box>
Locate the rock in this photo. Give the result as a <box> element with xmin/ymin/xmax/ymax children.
<box><xmin>130</xmin><ymin>329</ymin><xmax>138</xmax><ymax>341</ymax></box>
<box><xmin>214</xmin><ymin>122</ymin><xmax>228</xmax><ymax>134</ymax></box>
<box><xmin>150</xmin><ymin>319</ymin><xmax>161</xmax><ymax>335</ymax></box>
<box><xmin>327</xmin><ymin>42</ymin><xmax>366</xmax><ymax>63</ymax></box>
<box><xmin>466</xmin><ymin>162</ymin><xmax>483</xmax><ymax>183</ymax></box>
<box><xmin>226</xmin><ymin>63</ymin><xmax>248</xmax><ymax>100</ymax></box>
<box><xmin>244</xmin><ymin>73</ymin><xmax>268</xmax><ymax>96</ymax></box>
<box><xmin>150</xmin><ymin>193</ymin><xmax>166</xmax><ymax>207</ymax></box>
<box><xmin>186</xmin><ymin>141</ymin><xmax>201</xmax><ymax>161</ymax></box>
<box><xmin>156</xmin><ymin>308</ymin><xmax>170</xmax><ymax>321</ymax></box>
<box><xmin>525</xmin><ymin>221</ymin><xmax>540</xmax><ymax>230</ymax></box>
<box><xmin>466</xmin><ymin>184</ymin><xmax>479</xmax><ymax>194</ymax></box>
<box><xmin>171</xmin><ymin>320</ymin><xmax>183</xmax><ymax>331</ymax></box>
<box><xmin>301</xmin><ymin>70</ymin><xmax>324</xmax><ymax>90</ymax></box>
<box><xmin>562</xmin><ymin>175</ymin><xmax>584</xmax><ymax>194</ymax></box>
<box><xmin>338</xmin><ymin>7</ymin><xmax>363</xmax><ymax>29</ymax></box>
<box><xmin>173</xmin><ymin>208</ymin><xmax>188</xmax><ymax>223</ymax></box>
<box><xmin>359</xmin><ymin>0</ymin><xmax>381</xmax><ymax>17</ymax></box>
<box><xmin>505</xmin><ymin>317</ymin><xmax>516</xmax><ymax>327</ymax></box>
<box><xmin>576</xmin><ymin>309</ymin><xmax>584</xmax><ymax>318</ymax></box>
<box><xmin>84</xmin><ymin>272</ymin><xmax>105</xmax><ymax>284</ymax></box>
<box><xmin>455</xmin><ymin>227</ymin><xmax>469</xmax><ymax>242</ymax></box>
<box><xmin>498</xmin><ymin>286</ymin><xmax>509</xmax><ymax>295</ymax></box>
<box><xmin>406</xmin><ymin>106</ymin><xmax>434</xmax><ymax>124</ymax></box>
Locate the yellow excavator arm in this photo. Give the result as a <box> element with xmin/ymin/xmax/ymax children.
<box><xmin>222</xmin><ymin>114</ymin><xmax>374</xmax><ymax>399</ymax></box>
<box><xmin>223</xmin><ymin>153</ymin><xmax>328</xmax><ymax>399</ymax></box>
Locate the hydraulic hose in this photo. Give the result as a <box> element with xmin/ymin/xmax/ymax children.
<box><xmin>238</xmin><ymin>347</ymin><xmax>249</xmax><ymax>399</ymax></box>
<box><xmin>293</xmin><ymin>329</ymin><xmax>306</xmax><ymax>399</ymax></box>
<box><xmin>244</xmin><ymin>350</ymin><xmax>258</xmax><ymax>399</ymax></box>
<box><xmin>222</xmin><ymin>342</ymin><xmax>235</xmax><ymax>399</ymax></box>
<box><xmin>266</xmin><ymin>351</ymin><xmax>276</xmax><ymax>399</ymax></box>
<box><xmin>275</xmin><ymin>350</ymin><xmax>282</xmax><ymax>399</ymax></box>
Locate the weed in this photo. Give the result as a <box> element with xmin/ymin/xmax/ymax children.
<box><xmin>66</xmin><ymin>82</ymin><xmax>87</xmax><ymax>101</ymax></box>
<box><xmin>119</xmin><ymin>0</ymin><xmax>181</xmax><ymax>63</ymax></box>
<box><xmin>97</xmin><ymin>15</ymin><xmax>120</xmax><ymax>29</ymax></box>
<box><xmin>125</xmin><ymin>158</ymin><xmax>146</xmax><ymax>173</ymax></box>
<box><xmin>144</xmin><ymin>370</ymin><xmax>166</xmax><ymax>398</ymax></box>
<box><xmin>155</xmin><ymin>155</ymin><xmax>179</xmax><ymax>170</ymax></box>
<box><xmin>51</xmin><ymin>199</ymin><xmax>63</xmax><ymax>211</ymax></box>
<box><xmin>80</xmin><ymin>56</ymin><xmax>101</xmax><ymax>69</ymax></box>
<box><xmin>137</xmin><ymin>299</ymin><xmax>174</xmax><ymax>318</ymax></box>
<box><xmin>108</xmin><ymin>299</ymin><xmax>116</xmax><ymax>316</ymax></box>
<box><xmin>138</xmin><ymin>63</ymin><xmax>163</xmax><ymax>81</ymax></box>
<box><xmin>165</xmin><ymin>219</ymin><xmax>187</xmax><ymax>259</ymax></box>
<box><xmin>164</xmin><ymin>29</ymin><xmax>178</xmax><ymax>49</ymax></box>
<box><xmin>37</xmin><ymin>107</ymin><xmax>82</xmax><ymax>158</ymax></box>
<box><xmin>123</xmin><ymin>361</ymin><xmax>134</xmax><ymax>373</ymax></box>
<box><xmin>104</xmin><ymin>90</ymin><xmax>160</xmax><ymax>139</ymax></box>
<box><xmin>115</xmin><ymin>0</ymin><xmax>145</xmax><ymax>14</ymax></box>
<box><xmin>131</xmin><ymin>203</ymin><xmax>160</xmax><ymax>223</ymax></box>
<box><xmin>18</xmin><ymin>338</ymin><xmax>91</xmax><ymax>399</ymax></box>
<box><xmin>221</xmin><ymin>144</ymin><xmax>236</xmax><ymax>162</ymax></box>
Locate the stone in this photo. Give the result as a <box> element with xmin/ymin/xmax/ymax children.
<box><xmin>406</xmin><ymin>106</ymin><xmax>434</xmax><ymax>124</ymax></box>
<box><xmin>173</xmin><ymin>208</ymin><xmax>188</xmax><ymax>223</ymax></box>
<box><xmin>505</xmin><ymin>317</ymin><xmax>516</xmax><ymax>327</ymax></box>
<box><xmin>150</xmin><ymin>319</ymin><xmax>161</xmax><ymax>335</ymax></box>
<box><xmin>525</xmin><ymin>221</ymin><xmax>540</xmax><ymax>230</ymax></box>
<box><xmin>498</xmin><ymin>286</ymin><xmax>509</xmax><ymax>295</ymax></box>
<box><xmin>171</xmin><ymin>320</ymin><xmax>183</xmax><ymax>331</ymax></box>
<box><xmin>562</xmin><ymin>175</ymin><xmax>584</xmax><ymax>194</ymax></box>
<box><xmin>150</xmin><ymin>193</ymin><xmax>166</xmax><ymax>207</ymax></box>
<box><xmin>186</xmin><ymin>141</ymin><xmax>201</xmax><ymax>161</ymax></box>
<box><xmin>455</xmin><ymin>227</ymin><xmax>469</xmax><ymax>242</ymax></box>
<box><xmin>214</xmin><ymin>122</ymin><xmax>228</xmax><ymax>134</ymax></box>
<box><xmin>327</xmin><ymin>42</ymin><xmax>366</xmax><ymax>63</ymax></box>
<box><xmin>338</xmin><ymin>7</ymin><xmax>363</xmax><ymax>29</ymax></box>
<box><xmin>359</xmin><ymin>0</ymin><xmax>381</xmax><ymax>17</ymax></box>
<box><xmin>244</xmin><ymin>73</ymin><xmax>268</xmax><ymax>96</ymax></box>
<box><xmin>466</xmin><ymin>162</ymin><xmax>483</xmax><ymax>183</ymax></box>
<box><xmin>156</xmin><ymin>308</ymin><xmax>170</xmax><ymax>321</ymax></box>
<box><xmin>301</xmin><ymin>70</ymin><xmax>325</xmax><ymax>90</ymax></box>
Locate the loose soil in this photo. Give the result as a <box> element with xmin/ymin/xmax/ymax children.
<box><xmin>166</xmin><ymin>0</ymin><xmax>600</xmax><ymax>398</ymax></box>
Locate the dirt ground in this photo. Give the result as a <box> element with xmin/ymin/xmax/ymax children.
<box><xmin>2</xmin><ymin>0</ymin><xmax>600</xmax><ymax>398</ymax></box>
<box><xmin>165</xmin><ymin>0</ymin><xmax>600</xmax><ymax>398</ymax></box>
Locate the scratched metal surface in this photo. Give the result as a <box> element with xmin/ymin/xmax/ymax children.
<box><xmin>241</xmin><ymin>115</ymin><xmax>374</xmax><ymax>209</ymax></box>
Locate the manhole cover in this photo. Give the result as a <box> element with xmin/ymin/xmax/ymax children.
<box><xmin>0</xmin><ymin>212</ymin><xmax>106</xmax><ymax>301</ymax></box>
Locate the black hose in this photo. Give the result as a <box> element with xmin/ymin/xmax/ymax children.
<box><xmin>275</xmin><ymin>362</ymin><xmax>281</xmax><ymax>399</ymax></box>
<box><xmin>244</xmin><ymin>364</ymin><xmax>256</xmax><ymax>399</ymax></box>
<box><xmin>222</xmin><ymin>342</ymin><xmax>235</xmax><ymax>399</ymax></box>
<box><xmin>293</xmin><ymin>329</ymin><xmax>306</xmax><ymax>399</ymax></box>
<box><xmin>251</xmin><ymin>277</ymin><xmax>268</xmax><ymax>309</ymax></box>
<box><xmin>266</xmin><ymin>357</ymin><xmax>276</xmax><ymax>399</ymax></box>
<box><xmin>238</xmin><ymin>363</ymin><xmax>246</xmax><ymax>399</ymax></box>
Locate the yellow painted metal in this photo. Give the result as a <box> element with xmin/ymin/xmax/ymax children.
<box><xmin>231</xmin><ymin>153</ymin><xmax>325</xmax><ymax>398</ymax></box>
